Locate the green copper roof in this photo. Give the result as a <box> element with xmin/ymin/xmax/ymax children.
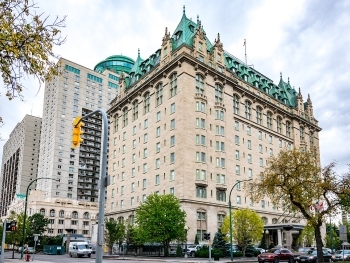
<box><xmin>94</xmin><ymin>55</ymin><xmax>135</xmax><ymax>74</ymax></box>
<box><xmin>129</xmin><ymin>49</ymin><xmax>144</xmax><ymax>75</ymax></box>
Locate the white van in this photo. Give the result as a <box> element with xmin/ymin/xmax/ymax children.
<box><xmin>68</xmin><ymin>242</ymin><xmax>92</xmax><ymax>258</ymax></box>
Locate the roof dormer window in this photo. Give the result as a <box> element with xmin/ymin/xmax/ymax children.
<box><xmin>175</xmin><ymin>31</ymin><xmax>182</xmax><ymax>40</ymax></box>
<box><xmin>189</xmin><ymin>25</ymin><xmax>194</xmax><ymax>32</ymax></box>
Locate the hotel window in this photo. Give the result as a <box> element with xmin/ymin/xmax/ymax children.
<box><xmin>248</xmin><ymin>168</ymin><xmax>253</xmax><ymax>178</ymax></box>
<box><xmin>196</xmin><ymin>211</ymin><xmax>207</xmax><ymax>241</ymax></box>
<box><xmin>144</xmin><ymin>119</ymin><xmax>148</xmax><ymax>129</ymax></box>
<box><xmin>143</xmin><ymin>92</ymin><xmax>150</xmax><ymax>114</ymax></box>
<box><xmin>170</xmin><ymin>152</ymin><xmax>175</xmax><ymax>163</ymax></box>
<box><xmin>198</xmin><ymin>42</ymin><xmax>203</xmax><ymax>51</ymax></box>
<box><xmin>235</xmin><ymin>135</ymin><xmax>239</xmax><ymax>145</ymax></box>
<box><xmin>215</xmin><ymin>157</ymin><xmax>225</xmax><ymax>168</ymax></box>
<box><xmin>156</xmin><ymin>142</ymin><xmax>160</xmax><ymax>153</ymax></box>
<box><xmin>156</xmin><ymin>158</ymin><xmax>160</xmax><ymax>169</ymax></box>
<box><xmin>216</xmin><ymin>174</ymin><xmax>226</xmax><ymax>184</ymax></box>
<box><xmin>132</xmin><ymin>154</ymin><xmax>136</xmax><ymax>163</ymax></box>
<box><xmin>279</xmin><ymin>139</ymin><xmax>282</xmax><ymax>148</ymax></box>
<box><xmin>133</xmin><ymin>126</ymin><xmax>136</xmax><ymax>135</ymax></box>
<box><xmin>156</xmin><ymin>111</ymin><xmax>161</xmax><ymax>122</ymax></box>
<box><xmin>122</xmin><ymin>158</ymin><xmax>125</xmax><ymax>167</ymax></box>
<box><xmin>196</xmin><ymin>169</ymin><xmax>207</xmax><ymax>180</ymax></box>
<box><xmin>216</xmin><ymin>190</ymin><xmax>226</xmax><ymax>202</ymax></box>
<box><xmin>235</xmin><ymin>121</ymin><xmax>239</xmax><ymax>131</ymax></box>
<box><xmin>131</xmin><ymin>168</ymin><xmax>135</xmax><ymax>177</ymax></box>
<box><xmin>217</xmin><ymin>213</ymin><xmax>225</xmax><ymax>228</ymax></box>
<box><xmin>196</xmin><ymin>152</ymin><xmax>206</xmax><ymax>163</ymax></box>
<box><xmin>196</xmin><ymin>134</ymin><xmax>206</xmax><ymax>146</ymax></box>
<box><xmin>233</xmin><ymin>94</ymin><xmax>240</xmax><ymax>114</ymax></box>
<box><xmin>259</xmin><ymin>158</ymin><xmax>264</xmax><ymax>167</ymax></box>
<box><xmin>195</xmin><ymin>74</ymin><xmax>204</xmax><ymax>94</ymax></box>
<box><xmin>247</xmin><ymin>126</ymin><xmax>251</xmax><ymax>135</ymax></box>
<box><xmin>215</xmin><ymin>84</ymin><xmax>223</xmax><ymax>103</ymax></box>
<box><xmin>121</xmin><ymin>172</ymin><xmax>125</xmax><ymax>181</ymax></box>
<box><xmin>143</xmin><ymin>133</ymin><xmax>148</xmax><ymax>143</ymax></box>
<box><xmin>258</xmin><ymin>131</ymin><xmax>262</xmax><ymax>140</ymax></box>
<box><xmin>269</xmin><ymin>135</ymin><xmax>273</xmax><ymax>144</ymax></box>
<box><xmin>300</xmin><ymin>126</ymin><xmax>305</xmax><ymax>141</ymax></box>
<box><xmin>170</xmin><ymin>170</ymin><xmax>175</xmax><ymax>181</ymax></box>
<box><xmin>259</xmin><ymin>144</ymin><xmax>263</xmax><ymax>153</ymax></box>
<box><xmin>236</xmin><ymin>165</ymin><xmax>240</xmax><ymax>175</ymax></box>
<box><xmin>196</xmin><ymin>101</ymin><xmax>206</xmax><ymax>113</ymax></box>
<box><xmin>170</xmin><ymin>187</ymin><xmax>175</xmax><ymax>195</ymax></box>
<box><xmin>143</xmin><ymin>148</ymin><xmax>148</xmax><ymax>158</ymax></box>
<box><xmin>310</xmin><ymin>131</ymin><xmax>314</xmax><ymax>146</ymax></box>
<box><xmin>131</xmin><ymin>197</ymin><xmax>135</xmax><ymax>206</ymax></box>
<box><xmin>132</xmin><ymin>100</ymin><xmax>138</xmax><ymax>121</ymax></box>
<box><xmin>170</xmin><ymin>135</ymin><xmax>175</xmax><ymax>147</ymax></box>
<box><xmin>261</xmin><ymin>200</ymin><xmax>265</xmax><ymax>208</ymax></box>
<box><xmin>286</xmin><ymin>121</ymin><xmax>291</xmax><ymax>138</ymax></box>
<box><xmin>122</xmin><ymin>107</ymin><xmax>128</xmax><ymax>127</ymax></box>
<box><xmin>235</xmin><ymin>150</ymin><xmax>240</xmax><ymax>160</ymax></box>
<box><xmin>245</xmin><ymin>101</ymin><xmax>251</xmax><ymax>120</ymax></box>
<box><xmin>143</xmin><ymin>163</ymin><xmax>147</xmax><ymax>173</ymax></box>
<box><xmin>170</xmin><ymin>119</ymin><xmax>175</xmax><ymax>130</ymax></box>
<box><xmin>171</xmin><ymin>103</ymin><xmax>176</xmax><ymax>114</ymax></box>
<box><xmin>267</xmin><ymin>111</ymin><xmax>273</xmax><ymax>129</ymax></box>
<box><xmin>155</xmin><ymin>174</ymin><xmax>160</xmax><ymax>185</ymax></box>
<box><xmin>277</xmin><ymin>116</ymin><xmax>282</xmax><ymax>134</ymax></box>
<box><xmin>270</xmin><ymin>148</ymin><xmax>273</xmax><ymax>156</ymax></box>
<box><xmin>170</xmin><ymin>73</ymin><xmax>177</xmax><ymax>97</ymax></box>
<box><xmin>215</xmin><ymin>141</ymin><xmax>225</xmax><ymax>152</ymax></box>
<box><xmin>196</xmin><ymin>187</ymin><xmax>207</xmax><ymax>198</ymax></box>
<box><xmin>248</xmin><ymin>154</ymin><xmax>252</xmax><ymax>163</ymax></box>
<box><xmin>236</xmin><ymin>196</ymin><xmax>241</xmax><ymax>205</ymax></box>
<box><xmin>156</xmin><ymin>83</ymin><xmax>163</xmax><ymax>106</ymax></box>
<box><xmin>142</xmin><ymin>194</ymin><xmax>146</xmax><ymax>202</ymax></box>
<box><xmin>156</xmin><ymin>127</ymin><xmax>161</xmax><ymax>137</ymax></box>
<box><xmin>247</xmin><ymin>140</ymin><xmax>252</xmax><ymax>149</ymax></box>
<box><xmin>132</xmin><ymin>139</ymin><xmax>136</xmax><ymax>149</ymax></box>
<box><xmin>196</xmin><ymin>118</ymin><xmax>206</xmax><ymax>129</ymax></box>
<box><xmin>142</xmin><ymin>178</ymin><xmax>147</xmax><ymax>189</ymax></box>
<box><xmin>215</xmin><ymin>110</ymin><xmax>225</xmax><ymax>120</ymax></box>
<box><xmin>256</xmin><ymin>106</ymin><xmax>262</xmax><ymax>125</ymax></box>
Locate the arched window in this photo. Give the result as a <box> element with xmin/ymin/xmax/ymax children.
<box><xmin>233</xmin><ymin>94</ymin><xmax>240</xmax><ymax>114</ymax></box>
<box><xmin>122</xmin><ymin>107</ymin><xmax>128</xmax><ymax>127</ymax></box>
<box><xmin>128</xmin><ymin>215</ymin><xmax>135</xmax><ymax>225</ymax></box>
<box><xmin>272</xmin><ymin>218</ymin><xmax>278</xmax><ymax>224</ymax></box>
<box><xmin>195</xmin><ymin>74</ymin><xmax>204</xmax><ymax>94</ymax></box>
<box><xmin>170</xmin><ymin>73</ymin><xmax>177</xmax><ymax>97</ymax></box>
<box><xmin>49</xmin><ymin>209</ymin><xmax>55</xmax><ymax>217</ymax></box>
<box><xmin>40</xmin><ymin>208</ymin><xmax>45</xmax><ymax>216</ymax></box>
<box><xmin>256</xmin><ymin>106</ymin><xmax>262</xmax><ymax>125</ymax></box>
<box><xmin>197</xmin><ymin>210</ymin><xmax>207</xmax><ymax>241</ymax></box>
<box><xmin>132</xmin><ymin>100</ymin><xmax>138</xmax><ymax>121</ymax></box>
<box><xmin>261</xmin><ymin>217</ymin><xmax>268</xmax><ymax>225</ymax></box>
<box><xmin>286</xmin><ymin>121</ymin><xmax>291</xmax><ymax>138</ymax></box>
<box><xmin>117</xmin><ymin>216</ymin><xmax>124</xmax><ymax>224</ymax></box>
<box><xmin>245</xmin><ymin>101</ymin><xmax>251</xmax><ymax>120</ymax></box>
<box><xmin>59</xmin><ymin>210</ymin><xmax>64</xmax><ymax>218</ymax></box>
<box><xmin>143</xmin><ymin>92</ymin><xmax>150</xmax><ymax>114</ymax></box>
<box><xmin>72</xmin><ymin>211</ymin><xmax>78</xmax><ymax>219</ymax></box>
<box><xmin>215</xmin><ymin>84</ymin><xmax>223</xmax><ymax>103</ymax></box>
<box><xmin>83</xmin><ymin>212</ymin><xmax>89</xmax><ymax>219</ymax></box>
<box><xmin>267</xmin><ymin>111</ymin><xmax>273</xmax><ymax>129</ymax></box>
<box><xmin>156</xmin><ymin>83</ymin><xmax>163</xmax><ymax>106</ymax></box>
<box><xmin>277</xmin><ymin>116</ymin><xmax>282</xmax><ymax>134</ymax></box>
<box><xmin>300</xmin><ymin>126</ymin><xmax>305</xmax><ymax>141</ymax></box>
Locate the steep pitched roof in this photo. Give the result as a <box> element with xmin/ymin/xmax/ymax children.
<box><xmin>129</xmin><ymin>49</ymin><xmax>144</xmax><ymax>76</ymax></box>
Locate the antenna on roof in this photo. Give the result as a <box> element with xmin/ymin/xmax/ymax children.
<box><xmin>243</xmin><ymin>39</ymin><xmax>254</xmax><ymax>68</ymax></box>
<box><xmin>183</xmin><ymin>5</ymin><xmax>185</xmax><ymax>14</ymax></box>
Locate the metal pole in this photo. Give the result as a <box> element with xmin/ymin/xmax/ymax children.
<box><xmin>21</xmin><ymin>178</ymin><xmax>58</xmax><ymax>259</ymax></box>
<box><xmin>0</xmin><ymin>220</ymin><xmax>6</xmax><ymax>263</ymax></box>
<box><xmin>229</xmin><ymin>179</ymin><xmax>252</xmax><ymax>261</ymax></box>
<box><xmin>330</xmin><ymin>217</ymin><xmax>333</xmax><ymax>253</ymax></box>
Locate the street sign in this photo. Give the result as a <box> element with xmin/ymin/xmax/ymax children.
<box><xmin>34</xmin><ymin>234</ymin><xmax>39</xmax><ymax>241</ymax></box>
<box><xmin>339</xmin><ymin>225</ymin><xmax>347</xmax><ymax>241</ymax></box>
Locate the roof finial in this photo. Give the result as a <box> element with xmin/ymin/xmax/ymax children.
<box><xmin>197</xmin><ymin>15</ymin><xmax>199</xmax><ymax>24</ymax></box>
<box><xmin>288</xmin><ymin>77</ymin><xmax>290</xmax><ymax>84</ymax></box>
<box><xmin>217</xmin><ymin>33</ymin><xmax>220</xmax><ymax>42</ymax></box>
<box><xmin>138</xmin><ymin>48</ymin><xmax>140</xmax><ymax>56</ymax></box>
<box><xmin>183</xmin><ymin>5</ymin><xmax>185</xmax><ymax>14</ymax></box>
<box><xmin>280</xmin><ymin>72</ymin><xmax>282</xmax><ymax>79</ymax></box>
<box><xmin>165</xmin><ymin>27</ymin><xmax>168</xmax><ymax>35</ymax></box>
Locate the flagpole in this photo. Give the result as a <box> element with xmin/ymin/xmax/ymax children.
<box><xmin>244</xmin><ymin>39</ymin><xmax>247</xmax><ymax>65</ymax></box>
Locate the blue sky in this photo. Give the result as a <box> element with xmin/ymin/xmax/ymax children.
<box><xmin>0</xmin><ymin>0</ymin><xmax>349</xmax><ymax>174</ymax></box>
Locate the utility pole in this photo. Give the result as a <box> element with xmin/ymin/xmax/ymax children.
<box><xmin>0</xmin><ymin>220</ymin><xmax>6</xmax><ymax>263</ymax></box>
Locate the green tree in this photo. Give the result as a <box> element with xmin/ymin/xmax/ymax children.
<box><xmin>250</xmin><ymin>148</ymin><xmax>350</xmax><ymax>263</ymax></box>
<box><xmin>104</xmin><ymin>218</ymin><xmax>120</xmax><ymax>255</ymax></box>
<box><xmin>194</xmin><ymin>234</ymin><xmax>199</xmax><ymax>245</ymax></box>
<box><xmin>297</xmin><ymin>222</ymin><xmax>315</xmax><ymax>247</ymax></box>
<box><xmin>212</xmin><ymin>229</ymin><xmax>229</xmax><ymax>256</ymax></box>
<box><xmin>5</xmin><ymin>211</ymin><xmax>28</xmax><ymax>258</ymax></box>
<box><xmin>324</xmin><ymin>223</ymin><xmax>341</xmax><ymax>250</ymax></box>
<box><xmin>221</xmin><ymin>208</ymin><xmax>263</xmax><ymax>257</ymax></box>
<box><xmin>0</xmin><ymin>0</ymin><xmax>66</xmax><ymax>106</ymax></box>
<box><xmin>135</xmin><ymin>193</ymin><xmax>186</xmax><ymax>257</ymax></box>
<box><xmin>27</xmin><ymin>213</ymin><xmax>49</xmax><ymax>240</ymax></box>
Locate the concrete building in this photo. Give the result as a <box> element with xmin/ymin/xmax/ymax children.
<box><xmin>36</xmin><ymin>57</ymin><xmax>134</xmax><ymax>201</ymax></box>
<box><xmin>6</xmin><ymin>190</ymin><xmax>98</xmax><ymax>237</ymax></box>
<box><xmin>105</xmin><ymin>8</ymin><xmax>321</xmax><ymax>248</ymax></box>
<box><xmin>0</xmin><ymin>114</ymin><xmax>42</xmax><ymax>217</ymax></box>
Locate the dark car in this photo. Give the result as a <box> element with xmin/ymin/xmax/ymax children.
<box><xmin>89</xmin><ymin>244</ymin><xmax>96</xmax><ymax>254</ymax></box>
<box><xmin>332</xmin><ymin>250</ymin><xmax>350</xmax><ymax>262</ymax></box>
<box><xmin>258</xmin><ymin>248</ymin><xmax>295</xmax><ymax>263</ymax></box>
<box><xmin>295</xmin><ymin>250</ymin><xmax>332</xmax><ymax>263</ymax></box>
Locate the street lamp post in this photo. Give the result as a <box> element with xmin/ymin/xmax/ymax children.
<box><xmin>184</xmin><ymin>225</ymin><xmax>189</xmax><ymax>258</ymax></box>
<box><xmin>229</xmin><ymin>179</ymin><xmax>252</xmax><ymax>261</ymax></box>
<box><xmin>265</xmin><ymin>230</ymin><xmax>269</xmax><ymax>250</ymax></box>
<box><xmin>21</xmin><ymin>177</ymin><xmax>59</xmax><ymax>259</ymax></box>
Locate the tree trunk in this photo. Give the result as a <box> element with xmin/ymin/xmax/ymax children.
<box><xmin>315</xmin><ymin>223</ymin><xmax>324</xmax><ymax>263</ymax></box>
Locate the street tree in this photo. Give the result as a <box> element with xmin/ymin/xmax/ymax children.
<box><xmin>297</xmin><ymin>222</ymin><xmax>315</xmax><ymax>247</ymax></box>
<box><xmin>27</xmin><ymin>213</ymin><xmax>49</xmax><ymax>240</ymax></box>
<box><xmin>325</xmin><ymin>223</ymin><xmax>341</xmax><ymax>250</ymax></box>
<box><xmin>221</xmin><ymin>208</ymin><xmax>263</xmax><ymax>257</ymax></box>
<box><xmin>212</xmin><ymin>229</ymin><xmax>229</xmax><ymax>256</ymax></box>
<box><xmin>6</xmin><ymin>211</ymin><xmax>28</xmax><ymax>258</ymax></box>
<box><xmin>249</xmin><ymin>148</ymin><xmax>350</xmax><ymax>263</ymax></box>
<box><xmin>104</xmin><ymin>218</ymin><xmax>124</xmax><ymax>255</ymax></box>
<box><xmin>135</xmin><ymin>193</ymin><xmax>186</xmax><ymax>257</ymax></box>
<box><xmin>0</xmin><ymin>0</ymin><xmax>66</xmax><ymax>101</ymax></box>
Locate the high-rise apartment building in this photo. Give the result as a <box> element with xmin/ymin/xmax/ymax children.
<box><xmin>0</xmin><ymin>114</ymin><xmax>42</xmax><ymax>216</ymax></box>
<box><xmin>36</xmin><ymin>57</ymin><xmax>134</xmax><ymax>201</ymax></box>
<box><xmin>105</xmin><ymin>9</ymin><xmax>321</xmax><ymax>247</ymax></box>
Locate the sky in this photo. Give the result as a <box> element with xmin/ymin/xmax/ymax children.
<box><xmin>0</xmin><ymin>0</ymin><xmax>349</xmax><ymax>175</ymax></box>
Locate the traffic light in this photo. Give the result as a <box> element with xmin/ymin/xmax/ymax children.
<box><xmin>5</xmin><ymin>221</ymin><xmax>16</xmax><ymax>231</ymax></box>
<box><xmin>203</xmin><ymin>233</ymin><xmax>210</xmax><ymax>240</ymax></box>
<box><xmin>72</xmin><ymin>116</ymin><xmax>84</xmax><ymax>148</ymax></box>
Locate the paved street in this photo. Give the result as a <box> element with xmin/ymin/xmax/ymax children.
<box><xmin>2</xmin><ymin>251</ymin><xmax>257</xmax><ymax>263</ymax></box>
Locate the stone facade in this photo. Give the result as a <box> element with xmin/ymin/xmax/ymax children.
<box><xmin>105</xmin><ymin>10</ymin><xmax>321</xmax><ymax>246</ymax></box>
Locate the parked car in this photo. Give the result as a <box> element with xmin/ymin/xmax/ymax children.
<box><xmin>186</xmin><ymin>245</ymin><xmax>202</xmax><ymax>256</ymax></box>
<box><xmin>332</xmin><ymin>250</ymin><xmax>350</xmax><ymax>261</ymax></box>
<box><xmin>89</xmin><ymin>244</ymin><xmax>96</xmax><ymax>254</ymax></box>
<box><xmin>257</xmin><ymin>248</ymin><xmax>266</xmax><ymax>253</ymax></box>
<box><xmin>258</xmin><ymin>248</ymin><xmax>295</xmax><ymax>263</ymax></box>
<box><xmin>169</xmin><ymin>248</ymin><xmax>177</xmax><ymax>255</ymax></box>
<box><xmin>295</xmin><ymin>250</ymin><xmax>332</xmax><ymax>263</ymax></box>
<box><xmin>297</xmin><ymin>247</ymin><xmax>315</xmax><ymax>254</ymax></box>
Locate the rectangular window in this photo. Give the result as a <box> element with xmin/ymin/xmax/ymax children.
<box><xmin>248</xmin><ymin>154</ymin><xmax>252</xmax><ymax>163</ymax></box>
<box><xmin>156</xmin><ymin>158</ymin><xmax>160</xmax><ymax>169</ymax></box>
<box><xmin>143</xmin><ymin>148</ymin><xmax>148</xmax><ymax>158</ymax></box>
<box><xmin>279</xmin><ymin>139</ymin><xmax>282</xmax><ymax>148</ymax></box>
<box><xmin>156</xmin><ymin>127</ymin><xmax>161</xmax><ymax>137</ymax></box>
<box><xmin>143</xmin><ymin>179</ymin><xmax>147</xmax><ymax>188</ymax></box>
<box><xmin>170</xmin><ymin>152</ymin><xmax>175</xmax><ymax>163</ymax></box>
<box><xmin>155</xmin><ymin>174</ymin><xmax>160</xmax><ymax>185</ymax></box>
<box><xmin>132</xmin><ymin>139</ymin><xmax>136</xmax><ymax>149</ymax></box>
<box><xmin>156</xmin><ymin>142</ymin><xmax>161</xmax><ymax>153</ymax></box>
<box><xmin>235</xmin><ymin>121</ymin><xmax>239</xmax><ymax>131</ymax></box>
<box><xmin>270</xmin><ymin>148</ymin><xmax>273</xmax><ymax>156</ymax></box>
<box><xmin>170</xmin><ymin>170</ymin><xmax>175</xmax><ymax>181</ymax></box>
<box><xmin>144</xmin><ymin>133</ymin><xmax>148</xmax><ymax>143</ymax></box>
<box><xmin>247</xmin><ymin>126</ymin><xmax>251</xmax><ymax>135</ymax></box>
<box><xmin>269</xmin><ymin>135</ymin><xmax>273</xmax><ymax>144</ymax></box>
<box><xmin>259</xmin><ymin>158</ymin><xmax>263</xmax><ymax>167</ymax></box>
<box><xmin>170</xmin><ymin>187</ymin><xmax>174</xmax><ymax>195</ymax></box>
<box><xmin>235</xmin><ymin>135</ymin><xmax>239</xmax><ymax>145</ymax></box>
<box><xmin>196</xmin><ymin>186</ymin><xmax>207</xmax><ymax>198</ymax></box>
<box><xmin>258</xmin><ymin>131</ymin><xmax>262</xmax><ymax>140</ymax></box>
<box><xmin>143</xmin><ymin>163</ymin><xmax>147</xmax><ymax>173</ymax></box>
<box><xmin>236</xmin><ymin>196</ymin><xmax>241</xmax><ymax>205</ymax></box>
<box><xmin>247</xmin><ymin>140</ymin><xmax>252</xmax><ymax>149</ymax></box>
<box><xmin>144</xmin><ymin>119</ymin><xmax>148</xmax><ymax>129</ymax></box>
<box><xmin>236</xmin><ymin>165</ymin><xmax>240</xmax><ymax>175</ymax></box>
<box><xmin>171</xmin><ymin>103</ymin><xmax>175</xmax><ymax>114</ymax></box>
<box><xmin>216</xmin><ymin>190</ymin><xmax>226</xmax><ymax>202</ymax></box>
<box><xmin>235</xmin><ymin>150</ymin><xmax>240</xmax><ymax>160</ymax></box>
<box><xmin>170</xmin><ymin>119</ymin><xmax>175</xmax><ymax>130</ymax></box>
<box><xmin>196</xmin><ymin>152</ymin><xmax>206</xmax><ymax>163</ymax></box>
<box><xmin>156</xmin><ymin>111</ymin><xmax>161</xmax><ymax>122</ymax></box>
<box><xmin>170</xmin><ymin>135</ymin><xmax>175</xmax><ymax>147</ymax></box>
<box><xmin>248</xmin><ymin>168</ymin><xmax>253</xmax><ymax>178</ymax></box>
